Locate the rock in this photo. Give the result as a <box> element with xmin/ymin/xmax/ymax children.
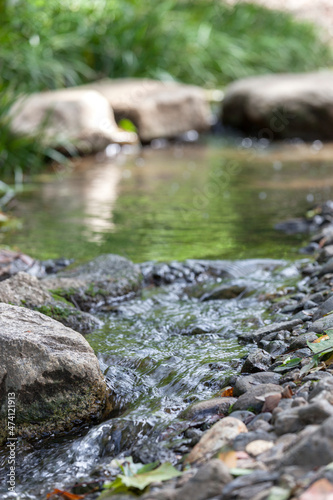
<box><xmin>43</xmin><ymin>254</ymin><xmax>142</xmax><ymax>312</ymax></box>
<box><xmin>318</xmin><ymin>257</ymin><xmax>333</xmax><ymax>277</ymax></box>
<box><xmin>0</xmin><ymin>304</ymin><xmax>110</xmax><ymax>444</ymax></box>
<box><xmin>279</xmin><ymin>416</ymin><xmax>333</xmax><ymax>467</ymax></box>
<box><xmin>308</xmin><ymin>377</ymin><xmax>333</xmax><ymax>404</ymax></box>
<box><xmin>85</xmin><ymin>78</ymin><xmax>212</xmax><ymax>142</ymax></box>
<box><xmin>222</xmin><ymin>71</ymin><xmax>333</xmax><ymax>141</ymax></box>
<box><xmin>317</xmin><ymin>245</ymin><xmax>333</xmax><ymax>263</ymax></box>
<box><xmin>245</xmin><ymin>440</ymin><xmax>274</xmax><ymax>457</ymax></box>
<box><xmin>200</xmin><ymin>284</ymin><xmax>247</xmax><ymax>301</ymax></box>
<box><xmin>232</xmin><ymin>384</ymin><xmax>283</xmax><ymax>413</ymax></box>
<box><xmin>221</xmin><ymin>471</ymin><xmax>278</xmax><ymax>500</ymax></box>
<box><xmin>180</xmin><ymin>397</ymin><xmax>237</xmax><ymax>421</ymax></box>
<box><xmin>274</xmin><ymin>400</ymin><xmax>333</xmax><ymax>436</ymax></box>
<box><xmin>10</xmin><ymin>88</ymin><xmax>137</xmax><ymax>153</ymax></box>
<box><xmin>233</xmin><ymin>430</ymin><xmax>276</xmax><ymax>451</ymax></box>
<box><xmin>310</xmin><ymin>314</ymin><xmax>333</xmax><ymax>333</ymax></box>
<box><xmin>234</xmin><ymin>372</ymin><xmax>281</xmax><ymax>396</ymax></box>
<box><xmin>240</xmin><ymin>319</ymin><xmax>303</xmax><ymax>343</ymax></box>
<box><xmin>172</xmin><ymin>459</ymin><xmax>232</xmax><ymax>500</ymax></box>
<box><xmin>241</xmin><ymin>349</ymin><xmax>273</xmax><ymax>373</ymax></box>
<box><xmin>0</xmin><ymin>249</ymin><xmax>44</xmax><ymax>281</ymax></box>
<box><xmin>0</xmin><ymin>272</ymin><xmax>100</xmax><ymax>335</ymax></box>
<box><xmin>312</xmin><ymin>296</ymin><xmax>333</xmax><ymax>320</ymax></box>
<box><xmin>262</xmin><ymin>340</ymin><xmax>287</xmax><ymax>357</ymax></box>
<box><xmin>185</xmin><ymin>417</ymin><xmax>247</xmax><ymax>465</ymax></box>
<box><xmin>288</xmin><ymin>332</ymin><xmax>318</xmax><ymax>351</ymax></box>
<box><xmin>247</xmin><ymin>420</ymin><xmax>273</xmax><ymax>433</ymax></box>
<box><xmin>228</xmin><ymin>410</ymin><xmax>255</xmax><ymax>423</ymax></box>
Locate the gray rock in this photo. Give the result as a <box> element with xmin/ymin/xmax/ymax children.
<box><xmin>221</xmin><ymin>471</ymin><xmax>278</xmax><ymax>500</ymax></box>
<box><xmin>309</xmin><ymin>377</ymin><xmax>333</xmax><ymax>404</ymax></box>
<box><xmin>318</xmin><ymin>257</ymin><xmax>333</xmax><ymax>277</ymax></box>
<box><xmin>0</xmin><ymin>271</ymin><xmax>100</xmax><ymax>335</ymax></box>
<box><xmin>262</xmin><ymin>340</ymin><xmax>287</xmax><ymax>357</ymax></box>
<box><xmin>233</xmin><ymin>430</ymin><xmax>275</xmax><ymax>451</ymax></box>
<box><xmin>222</xmin><ymin>71</ymin><xmax>333</xmax><ymax>141</ymax></box>
<box><xmin>43</xmin><ymin>254</ymin><xmax>142</xmax><ymax>312</ymax></box>
<box><xmin>0</xmin><ymin>304</ymin><xmax>110</xmax><ymax>444</ymax></box>
<box><xmin>247</xmin><ymin>420</ymin><xmax>273</xmax><ymax>433</ymax></box>
<box><xmin>313</xmin><ymin>296</ymin><xmax>333</xmax><ymax>320</ymax></box>
<box><xmin>280</xmin><ymin>416</ymin><xmax>333</xmax><ymax>466</ymax></box>
<box><xmin>274</xmin><ymin>400</ymin><xmax>333</xmax><ymax>435</ymax></box>
<box><xmin>232</xmin><ymin>384</ymin><xmax>283</xmax><ymax>413</ymax></box>
<box><xmin>240</xmin><ymin>319</ymin><xmax>303</xmax><ymax>342</ymax></box>
<box><xmin>180</xmin><ymin>397</ymin><xmax>237</xmax><ymax>421</ymax></box>
<box><xmin>318</xmin><ymin>245</ymin><xmax>333</xmax><ymax>263</ymax></box>
<box><xmin>310</xmin><ymin>314</ymin><xmax>333</xmax><ymax>333</ymax></box>
<box><xmin>173</xmin><ymin>459</ymin><xmax>232</xmax><ymax>500</ymax></box>
<box><xmin>241</xmin><ymin>349</ymin><xmax>273</xmax><ymax>373</ymax></box>
<box><xmin>234</xmin><ymin>372</ymin><xmax>281</xmax><ymax>396</ymax></box>
<box><xmin>288</xmin><ymin>332</ymin><xmax>318</xmax><ymax>351</ymax></box>
<box><xmin>228</xmin><ymin>410</ymin><xmax>255</xmax><ymax>423</ymax></box>
<box><xmin>303</xmin><ymin>371</ymin><xmax>333</xmax><ymax>382</ymax></box>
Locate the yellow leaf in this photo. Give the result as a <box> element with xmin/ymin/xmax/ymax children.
<box><xmin>313</xmin><ymin>335</ymin><xmax>329</xmax><ymax>343</ymax></box>
<box><xmin>218</xmin><ymin>451</ymin><xmax>237</xmax><ymax>468</ymax></box>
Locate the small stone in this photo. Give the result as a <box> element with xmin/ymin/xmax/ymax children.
<box><xmin>233</xmin><ymin>431</ymin><xmax>275</xmax><ymax>451</ymax></box>
<box><xmin>309</xmin><ymin>377</ymin><xmax>333</xmax><ymax>404</ymax></box>
<box><xmin>232</xmin><ymin>384</ymin><xmax>283</xmax><ymax>413</ymax></box>
<box><xmin>221</xmin><ymin>471</ymin><xmax>278</xmax><ymax>500</ymax></box>
<box><xmin>274</xmin><ymin>400</ymin><xmax>333</xmax><ymax>435</ymax></box>
<box><xmin>200</xmin><ymin>284</ymin><xmax>248</xmax><ymax>301</ymax></box>
<box><xmin>245</xmin><ymin>440</ymin><xmax>274</xmax><ymax>457</ymax></box>
<box><xmin>228</xmin><ymin>410</ymin><xmax>255</xmax><ymax>423</ymax></box>
<box><xmin>313</xmin><ymin>296</ymin><xmax>333</xmax><ymax>320</ymax></box>
<box><xmin>288</xmin><ymin>332</ymin><xmax>318</xmax><ymax>350</ymax></box>
<box><xmin>185</xmin><ymin>417</ymin><xmax>247</xmax><ymax>465</ymax></box>
<box><xmin>240</xmin><ymin>319</ymin><xmax>303</xmax><ymax>342</ymax></box>
<box><xmin>180</xmin><ymin>397</ymin><xmax>237</xmax><ymax>421</ymax></box>
<box><xmin>311</xmin><ymin>314</ymin><xmax>333</xmax><ymax>333</ymax></box>
<box><xmin>317</xmin><ymin>245</ymin><xmax>333</xmax><ymax>263</ymax></box>
<box><xmin>241</xmin><ymin>350</ymin><xmax>273</xmax><ymax>373</ymax></box>
<box><xmin>279</xmin><ymin>416</ymin><xmax>333</xmax><ymax>467</ymax></box>
<box><xmin>234</xmin><ymin>372</ymin><xmax>281</xmax><ymax>396</ymax></box>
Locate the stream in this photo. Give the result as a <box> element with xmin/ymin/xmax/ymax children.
<box><xmin>1</xmin><ymin>139</ymin><xmax>333</xmax><ymax>498</ymax></box>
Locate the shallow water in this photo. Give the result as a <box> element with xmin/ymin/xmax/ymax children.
<box><xmin>1</xmin><ymin>139</ymin><xmax>331</xmax><ymax>498</ymax></box>
<box><xmin>4</xmin><ymin>139</ymin><xmax>333</xmax><ymax>262</ymax></box>
<box><xmin>0</xmin><ymin>258</ymin><xmax>300</xmax><ymax>499</ymax></box>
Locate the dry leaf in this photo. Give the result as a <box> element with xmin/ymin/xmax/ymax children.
<box><xmin>325</xmin><ymin>352</ymin><xmax>333</xmax><ymax>367</ymax></box>
<box><xmin>46</xmin><ymin>489</ymin><xmax>85</xmax><ymax>500</ymax></box>
<box><xmin>281</xmin><ymin>385</ymin><xmax>293</xmax><ymax>399</ymax></box>
<box><xmin>313</xmin><ymin>335</ymin><xmax>330</xmax><ymax>343</ymax></box>
<box><xmin>218</xmin><ymin>450</ymin><xmax>237</xmax><ymax>468</ymax></box>
<box><xmin>262</xmin><ymin>393</ymin><xmax>282</xmax><ymax>413</ymax></box>
<box><xmin>221</xmin><ymin>386</ymin><xmax>234</xmax><ymax>397</ymax></box>
<box><xmin>299</xmin><ymin>478</ymin><xmax>333</xmax><ymax>500</ymax></box>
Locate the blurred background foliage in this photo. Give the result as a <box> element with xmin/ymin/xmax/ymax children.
<box><xmin>1</xmin><ymin>0</ymin><xmax>332</xmax><ymax>176</ymax></box>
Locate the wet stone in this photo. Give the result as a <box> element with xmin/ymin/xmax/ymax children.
<box><xmin>241</xmin><ymin>349</ymin><xmax>273</xmax><ymax>374</ymax></box>
<box><xmin>179</xmin><ymin>397</ymin><xmax>237</xmax><ymax>421</ymax></box>
<box><xmin>234</xmin><ymin>372</ymin><xmax>281</xmax><ymax>397</ymax></box>
<box><xmin>274</xmin><ymin>400</ymin><xmax>333</xmax><ymax>436</ymax></box>
<box><xmin>261</xmin><ymin>340</ymin><xmax>287</xmax><ymax>357</ymax></box>
<box><xmin>288</xmin><ymin>331</ymin><xmax>318</xmax><ymax>351</ymax></box>
<box><xmin>312</xmin><ymin>296</ymin><xmax>333</xmax><ymax>320</ymax></box>
<box><xmin>221</xmin><ymin>471</ymin><xmax>279</xmax><ymax>500</ymax></box>
<box><xmin>228</xmin><ymin>410</ymin><xmax>255</xmax><ymax>424</ymax></box>
<box><xmin>232</xmin><ymin>384</ymin><xmax>283</xmax><ymax>413</ymax></box>
<box><xmin>240</xmin><ymin>319</ymin><xmax>303</xmax><ymax>342</ymax></box>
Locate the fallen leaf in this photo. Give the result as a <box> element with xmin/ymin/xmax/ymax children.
<box><xmin>326</xmin><ymin>353</ymin><xmax>333</xmax><ymax>367</ymax></box>
<box><xmin>262</xmin><ymin>393</ymin><xmax>282</xmax><ymax>413</ymax></box>
<box><xmin>218</xmin><ymin>450</ymin><xmax>237</xmax><ymax>468</ymax></box>
<box><xmin>313</xmin><ymin>335</ymin><xmax>330</xmax><ymax>343</ymax></box>
<box><xmin>221</xmin><ymin>386</ymin><xmax>234</xmax><ymax>397</ymax></box>
<box><xmin>281</xmin><ymin>385</ymin><xmax>293</xmax><ymax>399</ymax></box>
<box><xmin>46</xmin><ymin>489</ymin><xmax>85</xmax><ymax>500</ymax></box>
<box><xmin>299</xmin><ymin>478</ymin><xmax>333</xmax><ymax>500</ymax></box>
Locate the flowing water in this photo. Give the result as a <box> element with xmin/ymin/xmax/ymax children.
<box><xmin>1</xmin><ymin>139</ymin><xmax>333</xmax><ymax>498</ymax></box>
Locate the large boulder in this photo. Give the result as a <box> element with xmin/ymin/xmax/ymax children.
<box><xmin>86</xmin><ymin>78</ymin><xmax>212</xmax><ymax>142</ymax></box>
<box><xmin>42</xmin><ymin>254</ymin><xmax>142</xmax><ymax>312</ymax></box>
<box><xmin>0</xmin><ymin>304</ymin><xmax>110</xmax><ymax>444</ymax></box>
<box><xmin>222</xmin><ymin>71</ymin><xmax>333</xmax><ymax>141</ymax></box>
<box><xmin>9</xmin><ymin>87</ymin><xmax>137</xmax><ymax>153</ymax></box>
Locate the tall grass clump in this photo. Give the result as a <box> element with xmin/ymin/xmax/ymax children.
<box><xmin>0</xmin><ymin>0</ymin><xmax>332</xmax><ymax>176</ymax></box>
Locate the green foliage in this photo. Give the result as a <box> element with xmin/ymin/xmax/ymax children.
<box><xmin>1</xmin><ymin>0</ymin><xmax>332</xmax><ymax>176</ymax></box>
<box><xmin>100</xmin><ymin>457</ymin><xmax>182</xmax><ymax>497</ymax></box>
